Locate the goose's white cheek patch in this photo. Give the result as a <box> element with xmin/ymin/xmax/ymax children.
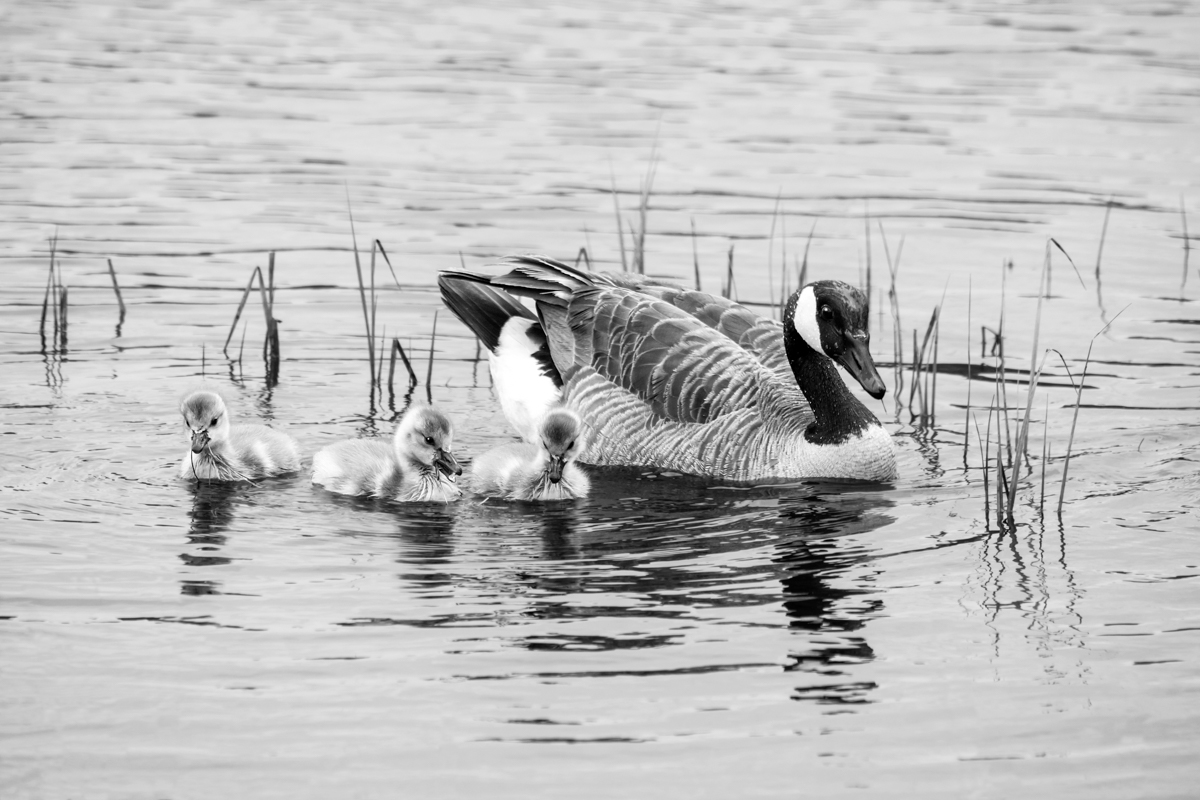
<box><xmin>793</xmin><ymin>286</ymin><xmax>826</xmax><ymax>355</ymax></box>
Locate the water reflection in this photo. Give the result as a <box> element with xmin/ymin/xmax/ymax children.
<box><xmin>448</xmin><ymin>476</ymin><xmax>894</xmax><ymax>706</ymax></box>
<box><xmin>972</xmin><ymin>517</ymin><xmax>1085</xmax><ymax>661</ymax></box>
<box><xmin>773</xmin><ymin>493</ymin><xmax>892</xmax><ymax>708</ymax></box>
<box><xmin>181</xmin><ymin>481</ymin><xmax>245</xmax><ymax>595</ymax></box>
<box><xmin>391</xmin><ymin>504</ymin><xmax>458</xmax><ymax>592</ymax></box>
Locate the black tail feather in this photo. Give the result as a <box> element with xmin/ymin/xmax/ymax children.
<box><xmin>438</xmin><ymin>272</ymin><xmax>535</xmax><ymax>353</ymax></box>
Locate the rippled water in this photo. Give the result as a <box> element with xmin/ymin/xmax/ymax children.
<box><xmin>2</xmin><ymin>1</ymin><xmax>1199</xmax><ymax>797</ymax></box>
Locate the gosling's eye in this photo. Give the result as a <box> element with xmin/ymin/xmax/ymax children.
<box><xmin>210</xmin><ymin>416</ymin><xmax>219</xmax><ymax>426</ymax></box>
<box><xmin>567</xmin><ymin>440</ymin><xmax>576</xmax><ymax>450</ymax></box>
<box><xmin>424</xmin><ymin>435</ymin><xmax>435</xmax><ymax>446</ymax></box>
<box><xmin>819</xmin><ymin>304</ymin><xmax>834</xmax><ymax>321</ymax></box>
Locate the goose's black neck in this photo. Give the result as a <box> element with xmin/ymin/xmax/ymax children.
<box><xmin>783</xmin><ymin>323</ymin><xmax>880</xmax><ymax>445</ymax></box>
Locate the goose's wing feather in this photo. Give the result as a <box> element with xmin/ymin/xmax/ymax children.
<box><xmin>558</xmin><ymin>286</ymin><xmax>786</xmax><ymax>425</ymax></box>
<box><xmin>596</xmin><ymin>275</ymin><xmax>789</xmax><ymax>374</ymax></box>
<box><xmin>438</xmin><ymin>273</ymin><xmax>535</xmax><ymax>352</ymax></box>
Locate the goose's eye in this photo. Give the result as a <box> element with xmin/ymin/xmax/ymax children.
<box><xmin>819</xmin><ymin>304</ymin><xmax>834</xmax><ymax>321</ymax></box>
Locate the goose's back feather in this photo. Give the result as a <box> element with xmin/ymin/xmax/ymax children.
<box><xmin>557</xmin><ymin>286</ymin><xmax>808</xmax><ymax>430</ymax></box>
<box><xmin>601</xmin><ymin>277</ymin><xmax>790</xmax><ymax>375</ymax></box>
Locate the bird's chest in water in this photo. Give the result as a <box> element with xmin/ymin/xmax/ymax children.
<box><xmin>183</xmin><ymin>449</ymin><xmax>242</xmax><ymax>481</ymax></box>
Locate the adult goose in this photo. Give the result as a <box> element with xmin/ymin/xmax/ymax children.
<box><xmin>438</xmin><ymin>256</ymin><xmax>896</xmax><ymax>482</ymax></box>
<box><xmin>179</xmin><ymin>390</ymin><xmax>301</xmax><ymax>481</ymax></box>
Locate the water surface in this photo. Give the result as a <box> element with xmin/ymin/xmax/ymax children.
<box><xmin>2</xmin><ymin>1</ymin><xmax>1198</xmax><ymax>797</ymax></box>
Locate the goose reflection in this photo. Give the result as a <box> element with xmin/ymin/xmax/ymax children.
<box><xmin>463</xmin><ymin>470</ymin><xmax>894</xmax><ymax>680</ymax></box>
<box><xmin>773</xmin><ymin>489</ymin><xmax>894</xmax><ymax>707</ymax></box>
<box><xmin>181</xmin><ymin>481</ymin><xmax>244</xmax><ymax>596</ymax></box>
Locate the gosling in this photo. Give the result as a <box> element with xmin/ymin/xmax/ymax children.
<box><xmin>470</xmin><ymin>407</ymin><xmax>590</xmax><ymax>501</ymax></box>
<box><xmin>311</xmin><ymin>404</ymin><xmax>463</xmax><ymax>502</ymax></box>
<box><xmin>179</xmin><ymin>390</ymin><xmax>301</xmax><ymax>481</ymax></box>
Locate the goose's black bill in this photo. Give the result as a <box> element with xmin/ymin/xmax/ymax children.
<box><xmin>834</xmin><ymin>337</ymin><xmax>887</xmax><ymax>400</ymax></box>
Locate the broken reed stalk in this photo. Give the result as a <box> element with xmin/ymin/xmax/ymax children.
<box><xmin>425</xmin><ymin>310</ymin><xmax>438</xmax><ymax>405</ymax></box>
<box><xmin>221</xmin><ymin>261</ymin><xmax>280</xmax><ymax>386</ymax></box>
<box><xmin>388</xmin><ymin>337</ymin><xmax>418</xmax><ymax>390</ymax></box>
<box><xmin>262</xmin><ymin>254</ymin><xmax>280</xmax><ymax>386</ymax></box>
<box><xmin>346</xmin><ymin>195</ymin><xmax>377</xmax><ymax>384</ymax></box>
<box><xmin>766</xmin><ymin>189</ymin><xmax>782</xmax><ymax>310</ymax></box>
<box><xmin>1007</xmin><ymin>243</ymin><xmax>1053</xmax><ymax>522</ymax></box>
<box><xmin>376</xmin><ymin>324</ymin><xmax>387</xmax><ymax>388</ymax></box>
<box><xmin>996</xmin><ymin>259</ymin><xmax>1014</xmax><ymax>471</ymax></box>
<box><xmin>610</xmin><ymin>164</ymin><xmax>628</xmax><ymax>272</ymax></box>
<box><xmin>1054</xmin><ymin>306</ymin><xmax>1126</xmax><ymax>516</ymax></box>
<box><xmin>800</xmin><ymin>219</ymin><xmax>815</xmax><ymax>289</ymax></box>
<box><xmin>691</xmin><ymin>218</ymin><xmax>701</xmax><ymax>292</ymax></box>
<box><xmin>973</xmin><ymin>411</ymin><xmax>990</xmax><ymax>521</ymax></box>
<box><xmin>990</xmin><ymin>352</ymin><xmax>1014</xmax><ymax>529</ymax></box>
<box><xmin>39</xmin><ymin>233</ymin><xmax>56</xmax><ymax>339</ymax></box>
<box><xmin>222</xmin><ymin>266</ymin><xmax>262</xmax><ymax>357</ymax></box>
<box><xmin>929</xmin><ymin>307</ymin><xmax>940</xmax><ymax>429</ymax></box>
<box><xmin>996</xmin><ymin>442</ymin><xmax>1011</xmax><ymax>530</ymax></box>
<box><xmin>634</xmin><ymin>143</ymin><xmax>659</xmax><ymax>274</ymax></box>
<box><xmin>723</xmin><ymin>244</ymin><xmax>736</xmax><ymax>300</ymax></box>
<box><xmin>907</xmin><ymin>305</ymin><xmax>939</xmax><ymax>425</ymax></box>
<box><xmin>1095</xmin><ymin>199</ymin><xmax>1113</xmax><ymax>312</ymax></box>
<box><xmin>39</xmin><ymin>231</ymin><xmax>68</xmax><ymax>352</ymax></box>
<box><xmin>863</xmin><ymin>203</ymin><xmax>872</xmax><ymax>305</ymax></box>
<box><xmin>369</xmin><ymin>243</ymin><xmax>379</xmax><ymax>384</ymax></box>
<box><xmin>1040</xmin><ymin>396</ymin><xmax>1050</xmax><ymax>515</ymax></box>
<box><xmin>1182</xmin><ymin>196</ymin><xmax>1191</xmax><ymax>294</ymax></box>
<box><xmin>59</xmin><ymin>282</ymin><xmax>68</xmax><ymax>352</ymax></box>
<box><xmin>963</xmin><ymin>275</ymin><xmax>973</xmax><ymax>464</ymax></box>
<box><xmin>575</xmin><ymin>247</ymin><xmax>591</xmax><ymax>270</ymax></box>
<box><xmin>779</xmin><ymin>209</ymin><xmax>789</xmax><ymax>319</ymax></box>
<box><xmin>106</xmin><ymin>258</ymin><xmax>126</xmax><ymax>332</ymax></box>
<box><xmin>878</xmin><ymin>221</ymin><xmax>904</xmax><ymax>418</ymax></box>
<box><xmin>910</xmin><ymin>329</ymin><xmax>920</xmax><ymax>418</ymax></box>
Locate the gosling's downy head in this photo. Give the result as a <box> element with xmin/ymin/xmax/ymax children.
<box><xmin>180</xmin><ymin>390</ymin><xmax>231</xmax><ymax>453</ymax></box>
<box><xmin>395</xmin><ymin>404</ymin><xmax>462</xmax><ymax>478</ymax></box>
<box><xmin>787</xmin><ymin>280</ymin><xmax>886</xmax><ymax>399</ymax></box>
<box><xmin>539</xmin><ymin>407</ymin><xmax>584</xmax><ymax>484</ymax></box>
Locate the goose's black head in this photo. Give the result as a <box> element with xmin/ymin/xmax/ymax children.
<box><xmin>784</xmin><ymin>280</ymin><xmax>886</xmax><ymax>399</ymax></box>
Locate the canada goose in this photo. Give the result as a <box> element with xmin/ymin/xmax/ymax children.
<box><xmin>438</xmin><ymin>255</ymin><xmax>896</xmax><ymax>482</ymax></box>
<box><xmin>179</xmin><ymin>390</ymin><xmax>301</xmax><ymax>481</ymax></box>
<box><xmin>470</xmin><ymin>407</ymin><xmax>591</xmax><ymax>501</ymax></box>
<box><xmin>311</xmin><ymin>404</ymin><xmax>463</xmax><ymax>502</ymax></box>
